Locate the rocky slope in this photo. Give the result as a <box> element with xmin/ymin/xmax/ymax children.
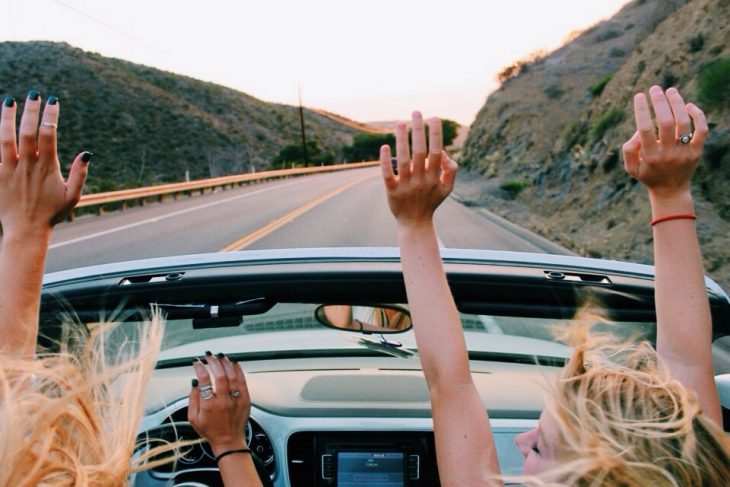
<box><xmin>459</xmin><ymin>0</ymin><xmax>730</xmax><ymax>289</ymax></box>
<box><xmin>0</xmin><ymin>42</ymin><xmax>364</xmax><ymax>193</ymax></box>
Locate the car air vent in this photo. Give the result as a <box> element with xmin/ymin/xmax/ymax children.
<box><xmin>119</xmin><ymin>272</ymin><xmax>185</xmax><ymax>286</ymax></box>
<box><xmin>288</xmin><ymin>432</ymin><xmax>316</xmax><ymax>487</ymax></box>
<box><xmin>544</xmin><ymin>271</ymin><xmax>611</xmax><ymax>285</ymax></box>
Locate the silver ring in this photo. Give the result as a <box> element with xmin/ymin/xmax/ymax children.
<box><xmin>678</xmin><ymin>133</ymin><xmax>693</xmax><ymax>144</ymax></box>
<box><xmin>199</xmin><ymin>383</ymin><xmax>214</xmax><ymax>400</ymax></box>
<box><xmin>41</xmin><ymin>122</ymin><xmax>57</xmax><ymax>129</ymax></box>
<box><xmin>230</xmin><ymin>390</ymin><xmax>241</xmax><ymax>398</ymax></box>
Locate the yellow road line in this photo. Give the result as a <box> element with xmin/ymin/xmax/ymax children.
<box><xmin>219</xmin><ymin>174</ymin><xmax>376</xmax><ymax>252</ymax></box>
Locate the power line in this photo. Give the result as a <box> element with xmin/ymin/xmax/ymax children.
<box><xmin>47</xmin><ymin>0</ymin><xmax>158</xmax><ymax>50</ymax></box>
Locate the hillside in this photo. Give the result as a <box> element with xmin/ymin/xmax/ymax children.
<box><xmin>0</xmin><ymin>42</ymin><xmax>364</xmax><ymax>193</ymax></box>
<box><xmin>459</xmin><ymin>0</ymin><xmax>730</xmax><ymax>288</ymax></box>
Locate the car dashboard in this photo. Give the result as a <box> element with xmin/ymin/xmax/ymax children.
<box><xmin>131</xmin><ymin>356</ymin><xmax>549</xmax><ymax>487</ymax></box>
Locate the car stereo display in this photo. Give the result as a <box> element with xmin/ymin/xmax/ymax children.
<box><xmin>336</xmin><ymin>451</ymin><xmax>405</xmax><ymax>487</ymax></box>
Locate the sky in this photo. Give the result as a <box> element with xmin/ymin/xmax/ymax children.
<box><xmin>3</xmin><ymin>0</ymin><xmax>632</xmax><ymax>125</ymax></box>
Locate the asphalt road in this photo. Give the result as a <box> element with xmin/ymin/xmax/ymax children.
<box><xmin>44</xmin><ymin>166</ymin><xmax>570</xmax><ymax>273</ymax></box>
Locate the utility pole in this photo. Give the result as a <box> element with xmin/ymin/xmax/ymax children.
<box><xmin>298</xmin><ymin>84</ymin><xmax>309</xmax><ymax>167</ymax></box>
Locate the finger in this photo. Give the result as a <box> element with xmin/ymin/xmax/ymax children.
<box><xmin>65</xmin><ymin>152</ymin><xmax>91</xmax><ymax>207</ymax></box>
<box><xmin>665</xmin><ymin>87</ymin><xmax>691</xmax><ymax>138</ymax></box>
<box><xmin>440</xmin><ymin>152</ymin><xmax>458</xmax><ymax>192</ymax></box>
<box><xmin>633</xmin><ymin>93</ymin><xmax>658</xmax><ymax>154</ymax></box>
<box><xmin>686</xmin><ymin>103</ymin><xmax>708</xmax><ymax>149</ymax></box>
<box><xmin>233</xmin><ymin>360</ymin><xmax>251</xmax><ymax>406</ymax></box>
<box><xmin>410</xmin><ymin>111</ymin><xmax>427</xmax><ymax>175</ymax></box>
<box><xmin>379</xmin><ymin>144</ymin><xmax>396</xmax><ymax>188</ymax></box>
<box><xmin>1</xmin><ymin>96</ymin><xmax>18</xmax><ymax>167</ymax></box>
<box><xmin>206</xmin><ymin>353</ymin><xmax>230</xmax><ymax>397</ymax></box>
<box><xmin>193</xmin><ymin>358</ymin><xmax>212</xmax><ymax>388</ymax></box>
<box><xmin>648</xmin><ymin>85</ymin><xmax>675</xmax><ymax>145</ymax></box>
<box><xmin>395</xmin><ymin>122</ymin><xmax>411</xmax><ymax>179</ymax></box>
<box><xmin>220</xmin><ymin>354</ymin><xmax>237</xmax><ymax>387</ymax></box>
<box><xmin>427</xmin><ymin>117</ymin><xmax>443</xmax><ymax>174</ymax></box>
<box><xmin>188</xmin><ymin>377</ymin><xmax>201</xmax><ymax>424</ymax></box>
<box><xmin>622</xmin><ymin>131</ymin><xmax>641</xmax><ymax>177</ymax></box>
<box><xmin>18</xmin><ymin>90</ymin><xmax>41</xmax><ymax>160</ymax></box>
<box><xmin>38</xmin><ymin>96</ymin><xmax>59</xmax><ymax>162</ymax></box>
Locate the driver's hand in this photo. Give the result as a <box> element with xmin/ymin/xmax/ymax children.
<box><xmin>380</xmin><ymin>111</ymin><xmax>458</xmax><ymax>229</ymax></box>
<box><xmin>188</xmin><ymin>352</ymin><xmax>250</xmax><ymax>456</ymax></box>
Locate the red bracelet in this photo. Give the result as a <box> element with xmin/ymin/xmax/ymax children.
<box><xmin>650</xmin><ymin>213</ymin><xmax>696</xmax><ymax>226</ymax></box>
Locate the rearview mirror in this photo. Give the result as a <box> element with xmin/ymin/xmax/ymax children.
<box><xmin>315</xmin><ymin>304</ymin><xmax>412</xmax><ymax>334</ymax></box>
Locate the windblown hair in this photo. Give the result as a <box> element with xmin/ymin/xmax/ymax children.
<box><xmin>517</xmin><ymin>305</ymin><xmax>730</xmax><ymax>486</ymax></box>
<box><xmin>0</xmin><ymin>310</ymin><xmax>188</xmax><ymax>487</ymax></box>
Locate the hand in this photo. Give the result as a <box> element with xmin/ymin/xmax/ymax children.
<box><xmin>380</xmin><ymin>111</ymin><xmax>458</xmax><ymax>229</ymax></box>
<box><xmin>0</xmin><ymin>91</ymin><xmax>89</xmax><ymax>239</ymax></box>
<box><xmin>188</xmin><ymin>352</ymin><xmax>251</xmax><ymax>455</ymax></box>
<box><xmin>622</xmin><ymin>86</ymin><xmax>707</xmax><ymax>203</ymax></box>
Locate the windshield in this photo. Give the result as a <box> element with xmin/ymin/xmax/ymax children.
<box><xmin>102</xmin><ymin>303</ymin><xmax>655</xmax><ymax>363</ymax></box>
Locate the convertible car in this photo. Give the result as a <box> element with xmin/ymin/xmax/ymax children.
<box><xmin>39</xmin><ymin>248</ymin><xmax>730</xmax><ymax>487</ymax></box>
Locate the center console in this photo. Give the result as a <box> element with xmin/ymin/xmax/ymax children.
<box><xmin>288</xmin><ymin>431</ymin><xmax>440</xmax><ymax>486</ymax></box>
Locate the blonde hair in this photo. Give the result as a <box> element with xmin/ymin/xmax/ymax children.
<box><xmin>0</xmin><ymin>309</ymin><xmax>188</xmax><ymax>487</ymax></box>
<box><xmin>516</xmin><ymin>306</ymin><xmax>730</xmax><ymax>486</ymax></box>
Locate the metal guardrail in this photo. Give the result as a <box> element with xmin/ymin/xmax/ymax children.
<box><xmin>72</xmin><ymin>161</ymin><xmax>378</xmax><ymax>218</ymax></box>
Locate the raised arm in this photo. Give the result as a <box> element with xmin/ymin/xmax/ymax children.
<box><xmin>380</xmin><ymin>112</ymin><xmax>501</xmax><ymax>486</ymax></box>
<box><xmin>622</xmin><ymin>85</ymin><xmax>721</xmax><ymax>425</ymax></box>
<box><xmin>0</xmin><ymin>92</ymin><xmax>89</xmax><ymax>357</ymax></box>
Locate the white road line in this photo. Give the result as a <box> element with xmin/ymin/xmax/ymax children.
<box><xmin>49</xmin><ymin>179</ymin><xmax>311</xmax><ymax>249</ymax></box>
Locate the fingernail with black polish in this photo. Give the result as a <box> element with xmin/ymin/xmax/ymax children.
<box><xmin>3</xmin><ymin>96</ymin><xmax>14</xmax><ymax>107</ymax></box>
<box><xmin>81</xmin><ymin>151</ymin><xmax>93</xmax><ymax>163</ymax></box>
<box><xmin>205</xmin><ymin>350</ymin><xmax>212</xmax><ymax>356</ymax></box>
<box><xmin>192</xmin><ymin>378</ymin><xmax>199</xmax><ymax>387</ymax></box>
<box><xmin>48</xmin><ymin>96</ymin><xmax>58</xmax><ymax>105</ymax></box>
<box><xmin>216</xmin><ymin>352</ymin><xmax>225</xmax><ymax>359</ymax></box>
<box><xmin>28</xmin><ymin>90</ymin><xmax>40</xmax><ymax>101</ymax></box>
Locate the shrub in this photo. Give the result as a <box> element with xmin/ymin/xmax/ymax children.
<box><xmin>440</xmin><ymin>119</ymin><xmax>460</xmax><ymax>147</ymax></box>
<box><xmin>590</xmin><ymin>108</ymin><xmax>625</xmax><ymax>141</ymax></box>
<box><xmin>689</xmin><ymin>34</ymin><xmax>705</xmax><ymax>53</ymax></box>
<box><xmin>343</xmin><ymin>133</ymin><xmax>395</xmax><ymax>162</ymax></box>
<box><xmin>595</xmin><ymin>29</ymin><xmax>621</xmax><ymax>43</ymax></box>
<box><xmin>609</xmin><ymin>48</ymin><xmax>625</xmax><ymax>57</ymax></box>
<box><xmin>661</xmin><ymin>71</ymin><xmax>679</xmax><ymax>90</ymax></box>
<box><xmin>545</xmin><ymin>85</ymin><xmax>564</xmax><ymax>99</ymax></box>
<box><xmin>496</xmin><ymin>50</ymin><xmax>548</xmax><ymax>83</ymax></box>
<box><xmin>500</xmin><ymin>180</ymin><xmax>530</xmax><ymax>198</ymax></box>
<box><xmin>697</xmin><ymin>57</ymin><xmax>730</xmax><ymax>107</ymax></box>
<box><xmin>272</xmin><ymin>140</ymin><xmax>330</xmax><ymax>168</ymax></box>
<box><xmin>561</xmin><ymin>120</ymin><xmax>588</xmax><ymax>148</ymax></box>
<box><xmin>602</xmin><ymin>149</ymin><xmax>620</xmax><ymax>172</ymax></box>
<box><xmin>588</xmin><ymin>73</ymin><xmax>614</xmax><ymax>97</ymax></box>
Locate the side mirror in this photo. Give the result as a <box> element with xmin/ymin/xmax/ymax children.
<box><xmin>314</xmin><ymin>304</ymin><xmax>412</xmax><ymax>334</ymax></box>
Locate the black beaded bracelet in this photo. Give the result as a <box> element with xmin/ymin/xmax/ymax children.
<box><xmin>215</xmin><ymin>448</ymin><xmax>252</xmax><ymax>463</ymax></box>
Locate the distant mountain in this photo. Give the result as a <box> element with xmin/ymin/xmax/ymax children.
<box><xmin>459</xmin><ymin>0</ymin><xmax>730</xmax><ymax>288</ymax></box>
<box><xmin>0</xmin><ymin>42</ymin><xmax>365</xmax><ymax>193</ymax></box>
